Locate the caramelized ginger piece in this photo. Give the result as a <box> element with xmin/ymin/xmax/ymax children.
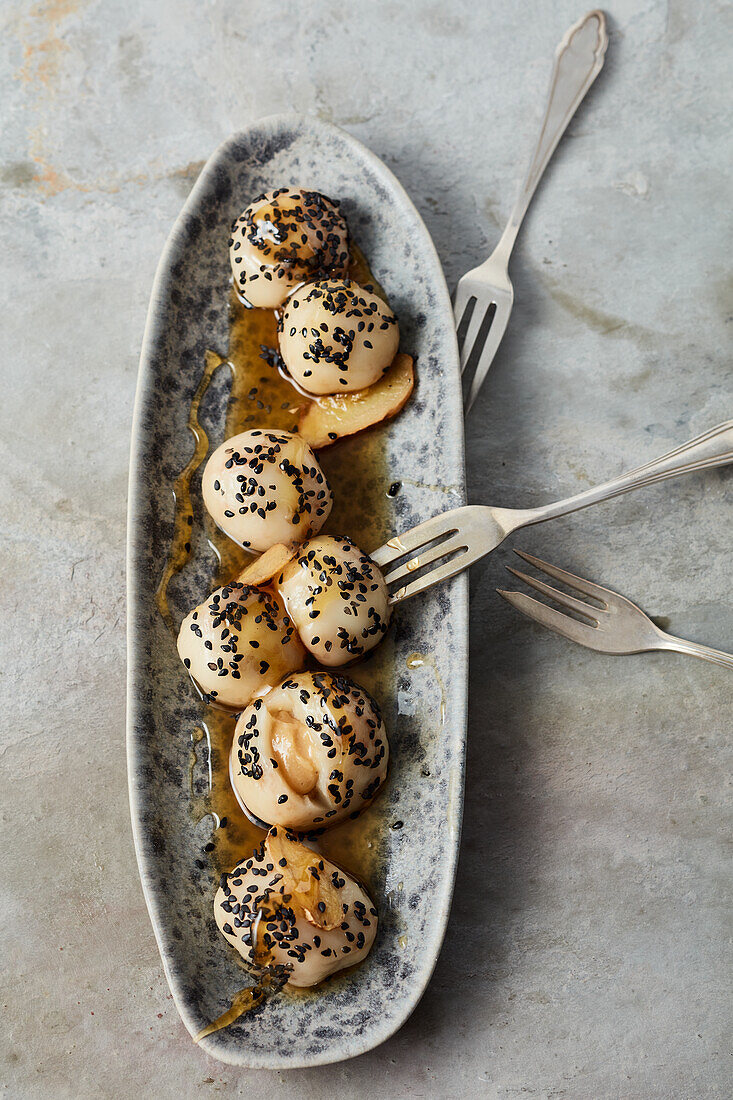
<box><xmin>298</xmin><ymin>353</ymin><xmax>414</xmax><ymax>450</ymax></box>
<box><xmin>236</xmin><ymin>543</ymin><xmax>298</xmax><ymax>587</ymax></box>
<box><xmin>265</xmin><ymin>827</ymin><xmax>343</xmax><ymax>931</ymax></box>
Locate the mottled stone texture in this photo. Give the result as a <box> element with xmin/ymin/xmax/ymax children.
<box><xmin>1</xmin><ymin>0</ymin><xmax>731</xmax><ymax>1097</ymax></box>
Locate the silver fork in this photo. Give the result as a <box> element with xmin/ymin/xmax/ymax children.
<box><xmin>455</xmin><ymin>10</ymin><xmax>608</xmax><ymax>413</ymax></box>
<box><xmin>371</xmin><ymin>419</ymin><xmax>733</xmax><ymax>603</ymax></box>
<box><xmin>497</xmin><ymin>550</ymin><xmax>733</xmax><ymax>669</ymax></box>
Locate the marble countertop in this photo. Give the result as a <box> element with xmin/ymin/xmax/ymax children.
<box><xmin>2</xmin><ymin>1</ymin><xmax>730</xmax><ymax>1096</ymax></box>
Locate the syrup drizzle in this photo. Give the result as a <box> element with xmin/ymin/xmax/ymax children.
<box><xmin>154</xmin><ymin>349</ymin><xmax>223</xmax><ymax>632</ymax></box>
<box><xmin>195</xmin><ymin>899</ymin><xmax>291</xmax><ymax>1041</ymax></box>
<box><xmin>189</xmin><ymin>709</ymin><xmax>265</xmax><ymax>872</ymax></box>
<box><xmin>155</xmin><ymin>244</ymin><xmax>389</xmax><ymax>630</ymax></box>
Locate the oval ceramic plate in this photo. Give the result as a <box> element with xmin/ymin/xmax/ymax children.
<box><xmin>126</xmin><ymin>115</ymin><xmax>467</xmax><ymax>1068</ymax></box>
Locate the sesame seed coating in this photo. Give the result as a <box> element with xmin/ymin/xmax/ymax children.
<box><xmin>231</xmin><ymin>671</ymin><xmax>389</xmax><ymax>831</ymax></box>
<box><xmin>229</xmin><ymin>189</ymin><xmax>349</xmax><ymax>309</ymax></box>
<box><xmin>177</xmin><ymin>582</ymin><xmax>306</xmax><ymax>709</ymax></box>
<box><xmin>202</xmin><ymin>429</ymin><xmax>333</xmax><ymax>553</ymax></box>
<box><xmin>279</xmin><ymin>278</ymin><xmax>399</xmax><ymax>395</ymax></box>
<box><xmin>214</xmin><ymin>827</ymin><xmax>377</xmax><ymax>988</ymax></box>
<box><xmin>277</xmin><ymin>536</ymin><xmax>391</xmax><ymax>667</ymax></box>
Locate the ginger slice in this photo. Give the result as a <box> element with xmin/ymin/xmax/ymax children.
<box><xmin>265</xmin><ymin>827</ymin><xmax>343</xmax><ymax>931</ymax></box>
<box><xmin>236</xmin><ymin>543</ymin><xmax>298</xmax><ymax>587</ymax></box>
<box><xmin>298</xmin><ymin>353</ymin><xmax>414</xmax><ymax>450</ymax></box>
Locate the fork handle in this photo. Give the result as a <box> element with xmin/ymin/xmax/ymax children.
<box><xmin>495</xmin><ymin>11</ymin><xmax>608</xmax><ymax>262</ymax></box>
<box><xmin>656</xmin><ymin>634</ymin><xmax>733</xmax><ymax>670</ymax></box>
<box><xmin>513</xmin><ymin>419</ymin><xmax>733</xmax><ymax>527</ymax></box>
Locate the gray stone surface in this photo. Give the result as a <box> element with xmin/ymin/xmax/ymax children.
<box><xmin>1</xmin><ymin>0</ymin><xmax>730</xmax><ymax>1096</ymax></box>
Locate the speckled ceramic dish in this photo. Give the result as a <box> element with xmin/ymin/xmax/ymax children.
<box><xmin>126</xmin><ymin>115</ymin><xmax>467</xmax><ymax>1068</ymax></box>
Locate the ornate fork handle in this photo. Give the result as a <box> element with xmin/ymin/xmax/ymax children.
<box><xmin>496</xmin><ymin>10</ymin><xmax>608</xmax><ymax>261</ymax></box>
<box><xmin>376</xmin><ymin>419</ymin><xmax>732</xmax><ymax>605</ymax></box>
<box><xmin>513</xmin><ymin>419</ymin><xmax>733</xmax><ymax>528</ymax></box>
<box><xmin>656</xmin><ymin>634</ymin><xmax>733</xmax><ymax>670</ymax></box>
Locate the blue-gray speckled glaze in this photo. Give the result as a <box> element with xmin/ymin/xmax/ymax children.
<box><xmin>126</xmin><ymin>115</ymin><xmax>467</xmax><ymax>1068</ymax></box>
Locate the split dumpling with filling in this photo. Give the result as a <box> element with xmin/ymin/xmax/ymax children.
<box><xmin>277</xmin><ymin>535</ymin><xmax>392</xmax><ymax>666</ymax></box>
<box><xmin>177</xmin><ymin>581</ymin><xmax>306</xmax><ymax>709</ymax></box>
<box><xmin>214</xmin><ymin>827</ymin><xmax>378</xmax><ymax>988</ymax></box>
<box><xmin>202</xmin><ymin>429</ymin><xmax>333</xmax><ymax>553</ymax></box>
<box><xmin>230</xmin><ymin>671</ymin><xmax>389</xmax><ymax>830</ymax></box>
<box><xmin>229</xmin><ymin>188</ymin><xmax>349</xmax><ymax>309</ymax></box>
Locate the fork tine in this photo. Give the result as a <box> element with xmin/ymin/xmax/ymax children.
<box><xmin>453</xmin><ymin>283</ymin><xmax>476</xmax><ymax>355</ymax></box>
<box><xmin>496</xmin><ymin>589</ymin><xmax>601</xmax><ymax>646</ymax></box>
<box><xmin>464</xmin><ymin>305</ymin><xmax>511</xmax><ymax>414</ymax></box>
<box><xmin>513</xmin><ymin>549</ymin><xmax>611</xmax><ymax>604</ymax></box>
<box><xmin>389</xmin><ymin>544</ymin><xmax>478</xmax><ymax>603</ymax></box>
<box><xmin>382</xmin><ymin>532</ymin><xmax>468</xmax><ymax>588</ymax></box>
<box><xmin>370</xmin><ymin>508</ymin><xmax>466</xmax><ymax>569</ymax></box>
<box><xmin>459</xmin><ymin>297</ymin><xmax>492</xmax><ymax>374</ymax></box>
<box><xmin>505</xmin><ymin>566</ymin><xmax>601</xmax><ymax>622</ymax></box>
